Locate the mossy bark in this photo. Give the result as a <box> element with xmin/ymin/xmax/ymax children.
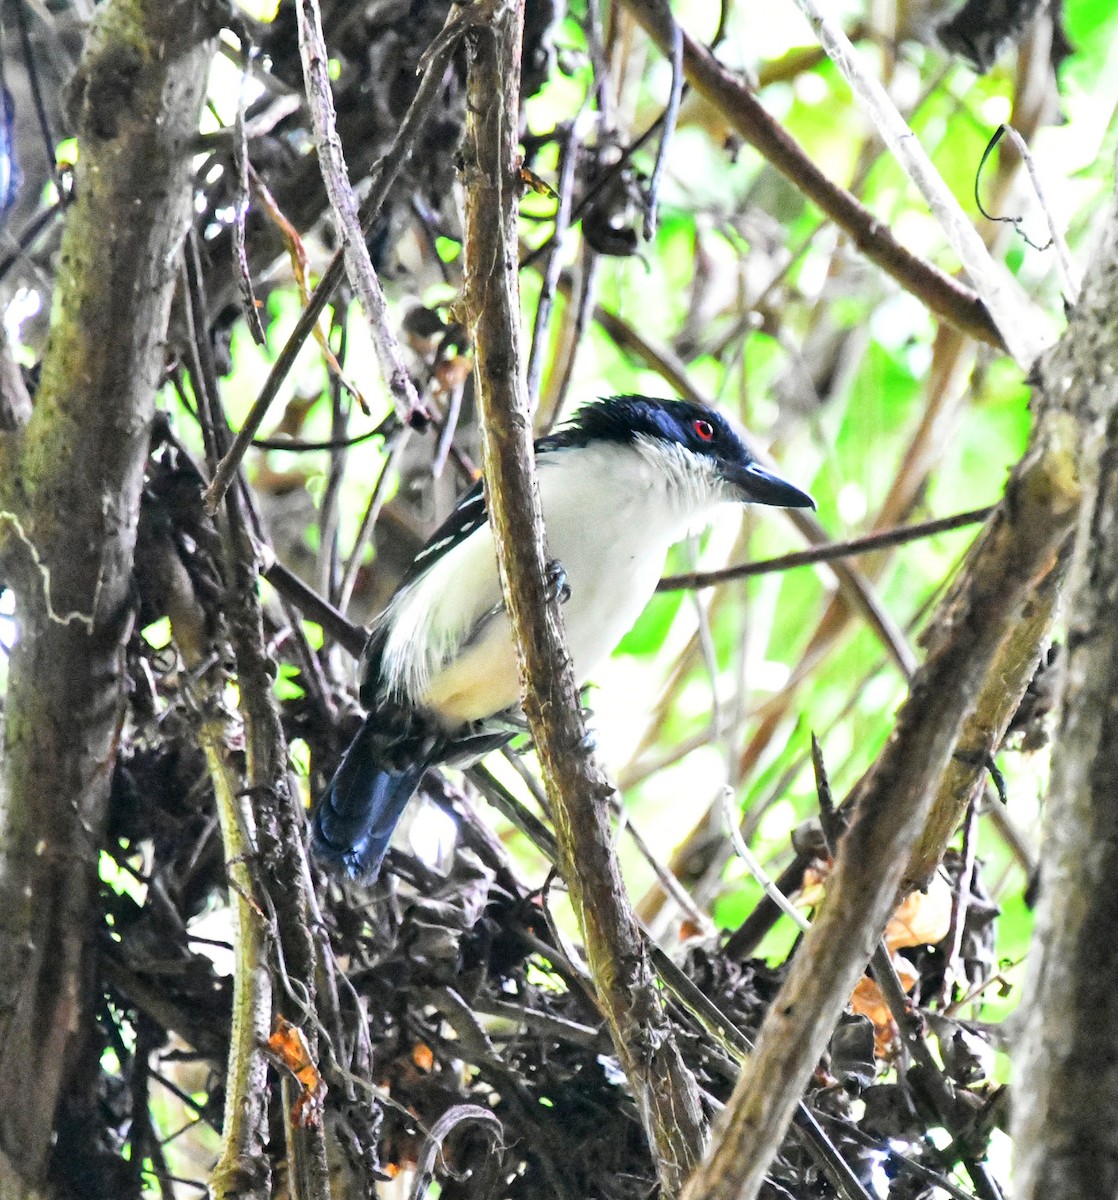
<box><xmin>0</xmin><ymin>0</ymin><xmax>216</xmax><ymax>1189</ymax></box>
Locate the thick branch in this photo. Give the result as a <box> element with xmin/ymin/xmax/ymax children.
<box><xmin>0</xmin><ymin>0</ymin><xmax>216</xmax><ymax>1185</ymax></box>
<box><xmin>1012</xmin><ymin>180</ymin><xmax>1118</xmax><ymax>1200</ymax></box>
<box><xmin>903</xmin><ymin>547</ymin><xmax>1065</xmax><ymax>889</ymax></box>
<box><xmin>682</xmin><ymin>411</ymin><xmax>1080</xmax><ymax>1200</ymax></box>
<box><xmin>459</xmin><ymin>2</ymin><xmax>707</xmax><ymax>1192</ymax></box>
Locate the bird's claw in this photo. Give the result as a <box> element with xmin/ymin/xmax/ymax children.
<box><xmin>545</xmin><ymin>559</ymin><xmax>571</xmax><ymax>605</ymax></box>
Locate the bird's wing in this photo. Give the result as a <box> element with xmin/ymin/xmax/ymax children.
<box><xmin>360</xmin><ymin>441</ymin><xmax>581</xmax><ymax>712</ymax></box>
<box><xmin>361</xmin><ymin>478</ymin><xmax>507</xmax><ymax>710</ymax></box>
<box><xmin>402</xmin><ymin>480</ymin><xmax>487</xmax><ymax>582</ymax></box>
<box><xmin>389</xmin><ymin>435</ymin><xmax>577</xmax><ymax>590</ymax></box>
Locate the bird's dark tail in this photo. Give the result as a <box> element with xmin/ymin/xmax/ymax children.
<box><xmin>310</xmin><ymin>718</ymin><xmax>428</xmax><ymax>881</ymax></box>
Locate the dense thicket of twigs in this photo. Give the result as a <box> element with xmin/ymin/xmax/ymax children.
<box><xmin>105</xmin><ymin>427</ymin><xmax>1005</xmax><ymax>1194</ymax></box>
<box><xmin>0</xmin><ymin>0</ymin><xmax>1107</xmax><ymax>1197</ymax></box>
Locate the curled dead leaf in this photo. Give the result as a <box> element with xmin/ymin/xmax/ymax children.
<box><xmin>265</xmin><ymin>1015</ymin><xmax>327</xmax><ymax>1128</ymax></box>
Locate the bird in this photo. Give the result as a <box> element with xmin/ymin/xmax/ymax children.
<box><xmin>310</xmin><ymin>395</ymin><xmax>815</xmax><ymax>880</ymax></box>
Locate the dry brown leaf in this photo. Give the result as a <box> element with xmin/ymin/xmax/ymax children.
<box><xmin>265</xmin><ymin>1015</ymin><xmax>327</xmax><ymax>1128</ymax></box>
<box><xmin>412</xmin><ymin>1042</ymin><xmax>435</xmax><ymax>1072</ymax></box>
<box><xmin>885</xmin><ymin>873</ymin><xmax>953</xmax><ymax>953</ymax></box>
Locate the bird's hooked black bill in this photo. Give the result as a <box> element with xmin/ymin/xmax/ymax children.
<box><xmin>724</xmin><ymin>460</ymin><xmax>816</xmax><ymax>510</ymax></box>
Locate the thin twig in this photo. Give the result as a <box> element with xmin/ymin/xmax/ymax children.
<box><xmin>430</xmin><ymin>378</ymin><xmax>465</xmax><ymax>478</ymax></box>
<box><xmin>222</xmin><ymin>469</ymin><xmax>333</xmax><ymax>1200</ymax></box>
<box><xmin>184</xmin><ymin>223</ymin><xmax>332</xmax><ymax>1195</ymax></box>
<box><xmin>718</xmin><ymin>785</ymin><xmax>811</xmax><ymax>933</ymax></box>
<box><xmin>232</xmin><ymin>45</ymin><xmax>267</xmax><ymax>347</ymax></box>
<box><xmin>976</xmin><ymin>124</ymin><xmax>1081</xmax><ymax>303</ymax></box>
<box><xmin>336</xmin><ymin>425</ymin><xmax>413</xmax><ymax>614</ymax></box>
<box><xmin>203</xmin><ymin>4</ymin><xmax>467</xmax><ymax>513</ymax></box>
<box><xmin>526</xmin><ymin>122</ymin><xmax>579</xmax><ymax>407</ymax></box>
<box><xmin>295</xmin><ymin>0</ymin><xmax>421</xmax><ymax>420</ymax></box>
<box><xmin>252</xmin><ymin>420</ymin><xmax>394</xmax><ymax>453</ymax></box>
<box><xmin>264</xmin><ymin>559</ymin><xmax>366</xmax><ymax>658</ymax></box>
<box><xmin>942</xmin><ymin>797</ymin><xmax>981</xmax><ymax>1006</ymax></box>
<box><xmin>11</xmin><ymin>0</ymin><xmax>60</xmax><ymax>191</ymax></box>
<box><xmin>659</xmin><ymin>506</ymin><xmax>993</xmax><ymax>589</ymax></box>
<box><xmin>643</xmin><ymin>9</ymin><xmax>683</xmax><ymax>240</ymax></box>
<box><xmin>536</xmin><ymin>241</ymin><xmax>599</xmax><ymax>433</ymax></box>
<box><xmin>623</xmin><ymin>808</ymin><xmax>714</xmax><ymax>934</ymax></box>
<box><xmin>317</xmin><ymin>312</ymin><xmax>350</xmax><ymax>600</ymax></box>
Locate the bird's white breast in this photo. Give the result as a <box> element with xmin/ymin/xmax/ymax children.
<box><xmin>378</xmin><ymin>439</ymin><xmax>727</xmax><ymax>725</ymax></box>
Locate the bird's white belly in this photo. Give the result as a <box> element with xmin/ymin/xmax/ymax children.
<box><xmin>547</xmin><ymin>504</ymin><xmax>668</xmax><ymax>678</ymax></box>
<box><xmin>420</xmin><ymin>448</ymin><xmax>691</xmax><ymax>725</ymax></box>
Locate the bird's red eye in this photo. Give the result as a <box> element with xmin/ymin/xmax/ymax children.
<box><xmin>694</xmin><ymin>419</ymin><xmax>715</xmax><ymax>442</ymax></box>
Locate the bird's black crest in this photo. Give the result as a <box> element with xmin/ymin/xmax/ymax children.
<box><xmin>539</xmin><ymin>395</ymin><xmax>750</xmax><ymax>465</ymax></box>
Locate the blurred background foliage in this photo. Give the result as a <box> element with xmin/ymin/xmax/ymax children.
<box><xmin>2</xmin><ymin>0</ymin><xmax>1117</xmax><ymax>1194</ymax></box>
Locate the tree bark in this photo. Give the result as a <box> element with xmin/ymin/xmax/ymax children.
<box><xmin>1012</xmin><ymin>178</ymin><xmax>1118</xmax><ymax>1199</ymax></box>
<box><xmin>0</xmin><ymin>0</ymin><xmax>216</xmax><ymax>1189</ymax></box>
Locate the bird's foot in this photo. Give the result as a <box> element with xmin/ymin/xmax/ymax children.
<box><xmin>545</xmin><ymin>558</ymin><xmax>571</xmax><ymax>605</ymax></box>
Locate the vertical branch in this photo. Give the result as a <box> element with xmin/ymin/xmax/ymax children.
<box><xmin>222</xmin><ymin>509</ymin><xmax>333</xmax><ymax>1200</ymax></box>
<box><xmin>179</xmin><ymin>249</ymin><xmax>280</xmax><ymax>1200</ymax></box>
<box><xmin>183</xmin><ymin>202</ymin><xmax>332</xmax><ymax>1194</ymax></box>
<box><xmin>189</xmin><ymin>226</ymin><xmax>333</xmax><ymax>1194</ymax></box>
<box><xmin>199</xmin><ymin>694</ymin><xmax>273</xmax><ymax>1200</ymax></box>
<box><xmin>459</xmin><ymin>2</ymin><xmax>708</xmax><ymax>1192</ymax></box>
<box><xmin>1012</xmin><ymin>185</ymin><xmax>1118</xmax><ymax>1200</ymax></box>
<box><xmin>0</xmin><ymin>0</ymin><xmax>216</xmax><ymax>1186</ymax></box>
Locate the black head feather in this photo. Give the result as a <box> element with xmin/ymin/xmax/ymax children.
<box><xmin>540</xmin><ymin>395</ymin><xmax>744</xmax><ymax>459</ymax></box>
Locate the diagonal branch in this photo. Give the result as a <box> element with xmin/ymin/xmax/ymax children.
<box><xmin>681</xmin><ymin>407</ymin><xmax>1080</xmax><ymax>1200</ymax></box>
<box><xmin>295</xmin><ymin>0</ymin><xmax>421</xmax><ymax>420</ymax></box>
<box><xmin>203</xmin><ymin>5</ymin><xmax>472</xmax><ymax>513</ymax></box>
<box><xmin>789</xmin><ymin>0</ymin><xmax>1054</xmax><ymax>366</ymax></box>
<box><xmin>620</xmin><ymin>0</ymin><xmax>1007</xmax><ymax>350</ymax></box>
